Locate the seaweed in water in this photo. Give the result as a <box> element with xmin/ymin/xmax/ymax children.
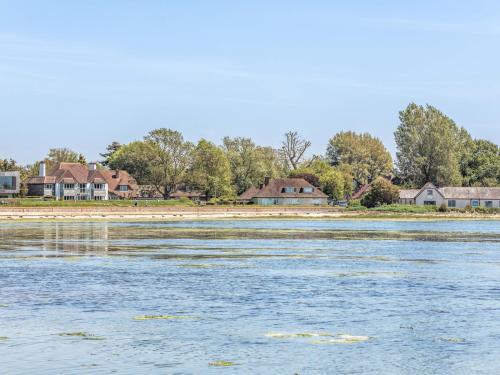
<box><xmin>209</xmin><ymin>361</ymin><xmax>236</xmax><ymax>367</ymax></box>
<box><xmin>133</xmin><ymin>315</ymin><xmax>193</xmax><ymax>321</ymax></box>
<box><xmin>58</xmin><ymin>332</ymin><xmax>105</xmax><ymax>340</ymax></box>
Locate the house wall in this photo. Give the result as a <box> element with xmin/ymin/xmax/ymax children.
<box><xmin>415</xmin><ymin>189</ymin><xmax>445</xmax><ymax>206</ymax></box>
<box><xmin>399</xmin><ymin>198</ymin><xmax>415</xmax><ymax>205</ymax></box>
<box><xmin>254</xmin><ymin>197</ymin><xmax>327</xmax><ymax>206</ymax></box>
<box><xmin>414</xmin><ymin>187</ymin><xmax>500</xmax><ymax>208</ymax></box>
<box><xmin>28</xmin><ymin>184</ymin><xmax>45</xmax><ymax>197</ymax></box>
<box><xmin>445</xmin><ymin>199</ymin><xmax>500</xmax><ymax>209</ymax></box>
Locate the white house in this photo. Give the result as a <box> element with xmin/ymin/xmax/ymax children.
<box><xmin>400</xmin><ymin>182</ymin><xmax>500</xmax><ymax>208</ymax></box>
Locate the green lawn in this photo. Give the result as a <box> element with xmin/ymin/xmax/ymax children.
<box><xmin>1</xmin><ymin>198</ymin><xmax>195</xmax><ymax>207</ymax></box>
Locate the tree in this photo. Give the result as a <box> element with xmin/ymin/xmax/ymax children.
<box><xmin>461</xmin><ymin>139</ymin><xmax>500</xmax><ymax>186</ymax></box>
<box><xmin>144</xmin><ymin>128</ymin><xmax>193</xmax><ymax>198</ymax></box>
<box><xmin>289</xmin><ymin>158</ymin><xmax>353</xmax><ymax>200</ymax></box>
<box><xmin>361</xmin><ymin>177</ymin><xmax>400</xmax><ymax>208</ymax></box>
<box><xmin>223</xmin><ymin>137</ymin><xmax>284</xmax><ymax>194</ymax></box>
<box><xmin>189</xmin><ymin>139</ymin><xmax>233</xmax><ymax>199</ymax></box>
<box><xmin>108</xmin><ymin>141</ymin><xmax>155</xmax><ymax>185</ymax></box>
<box><xmin>326</xmin><ymin>131</ymin><xmax>392</xmax><ymax>186</ymax></box>
<box><xmin>46</xmin><ymin>148</ymin><xmax>80</xmax><ymax>169</ymax></box>
<box><xmin>281</xmin><ymin>131</ymin><xmax>311</xmax><ymax>170</ymax></box>
<box><xmin>394</xmin><ymin>103</ymin><xmax>465</xmax><ymax>187</ymax></box>
<box><xmin>78</xmin><ymin>154</ymin><xmax>87</xmax><ymax>165</ymax></box>
<box><xmin>100</xmin><ymin>141</ymin><xmax>122</xmax><ymax>167</ymax></box>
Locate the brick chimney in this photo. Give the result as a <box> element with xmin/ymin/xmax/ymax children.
<box><xmin>264</xmin><ymin>176</ymin><xmax>270</xmax><ymax>186</ymax></box>
<box><xmin>88</xmin><ymin>162</ymin><xmax>97</xmax><ymax>171</ymax></box>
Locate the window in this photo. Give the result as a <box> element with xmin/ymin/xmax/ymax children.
<box><xmin>447</xmin><ymin>200</ymin><xmax>456</xmax><ymax>208</ymax></box>
<box><xmin>63</xmin><ymin>184</ymin><xmax>74</xmax><ymax>189</ymax></box>
<box><xmin>0</xmin><ymin>176</ymin><xmax>15</xmax><ymax>190</ymax></box>
<box><xmin>44</xmin><ymin>184</ymin><xmax>53</xmax><ymax>190</ymax></box>
<box><xmin>94</xmin><ymin>196</ymin><xmax>103</xmax><ymax>200</ymax></box>
<box><xmin>63</xmin><ymin>196</ymin><xmax>75</xmax><ymax>201</ymax></box>
<box><xmin>283</xmin><ymin>187</ymin><xmax>295</xmax><ymax>193</ymax></box>
<box><xmin>424</xmin><ymin>201</ymin><xmax>436</xmax><ymax>206</ymax></box>
<box><xmin>471</xmin><ymin>200</ymin><xmax>479</xmax><ymax>207</ymax></box>
<box><xmin>119</xmin><ymin>185</ymin><xmax>128</xmax><ymax>191</ymax></box>
<box><xmin>79</xmin><ymin>184</ymin><xmax>86</xmax><ymax>192</ymax></box>
<box><xmin>485</xmin><ymin>201</ymin><xmax>493</xmax><ymax>208</ymax></box>
<box><xmin>94</xmin><ymin>184</ymin><xmax>104</xmax><ymax>190</ymax></box>
<box><xmin>302</xmin><ymin>187</ymin><xmax>313</xmax><ymax>193</ymax></box>
<box><xmin>427</xmin><ymin>189</ymin><xmax>434</xmax><ymax>195</ymax></box>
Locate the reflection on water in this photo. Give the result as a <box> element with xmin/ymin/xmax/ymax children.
<box><xmin>0</xmin><ymin>220</ymin><xmax>499</xmax><ymax>374</ymax></box>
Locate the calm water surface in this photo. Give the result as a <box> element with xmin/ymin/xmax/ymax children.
<box><xmin>1</xmin><ymin>220</ymin><xmax>499</xmax><ymax>374</ymax></box>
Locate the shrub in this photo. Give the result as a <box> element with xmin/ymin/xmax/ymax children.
<box><xmin>361</xmin><ymin>178</ymin><xmax>399</xmax><ymax>208</ymax></box>
<box><xmin>438</xmin><ymin>203</ymin><xmax>448</xmax><ymax>212</ymax></box>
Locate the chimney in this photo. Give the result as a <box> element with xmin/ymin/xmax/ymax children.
<box><xmin>264</xmin><ymin>176</ymin><xmax>270</xmax><ymax>186</ymax></box>
<box><xmin>39</xmin><ymin>161</ymin><xmax>46</xmax><ymax>177</ymax></box>
<box><xmin>88</xmin><ymin>162</ymin><xmax>97</xmax><ymax>171</ymax></box>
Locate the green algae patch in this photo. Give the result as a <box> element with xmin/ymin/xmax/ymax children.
<box><xmin>311</xmin><ymin>334</ymin><xmax>371</xmax><ymax>344</ymax></box>
<box><xmin>0</xmin><ymin>336</ymin><xmax>9</xmax><ymax>341</ymax></box>
<box><xmin>209</xmin><ymin>361</ymin><xmax>236</xmax><ymax>367</ymax></box>
<box><xmin>265</xmin><ymin>332</ymin><xmax>333</xmax><ymax>339</ymax></box>
<box><xmin>133</xmin><ymin>314</ymin><xmax>193</xmax><ymax>321</ymax></box>
<box><xmin>59</xmin><ymin>332</ymin><xmax>105</xmax><ymax>340</ymax></box>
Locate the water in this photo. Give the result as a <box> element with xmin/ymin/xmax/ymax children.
<box><xmin>1</xmin><ymin>220</ymin><xmax>499</xmax><ymax>374</ymax></box>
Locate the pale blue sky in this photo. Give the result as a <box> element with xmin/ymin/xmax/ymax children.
<box><xmin>1</xmin><ymin>1</ymin><xmax>499</xmax><ymax>164</ymax></box>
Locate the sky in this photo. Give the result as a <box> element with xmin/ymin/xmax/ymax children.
<box><xmin>1</xmin><ymin>0</ymin><xmax>500</xmax><ymax>165</ymax></box>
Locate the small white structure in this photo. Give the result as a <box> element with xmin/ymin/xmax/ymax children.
<box><xmin>400</xmin><ymin>182</ymin><xmax>500</xmax><ymax>208</ymax></box>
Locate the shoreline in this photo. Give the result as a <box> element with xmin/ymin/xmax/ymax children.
<box><xmin>0</xmin><ymin>206</ymin><xmax>498</xmax><ymax>221</ymax></box>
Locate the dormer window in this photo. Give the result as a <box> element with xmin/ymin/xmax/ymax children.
<box><xmin>119</xmin><ymin>185</ymin><xmax>128</xmax><ymax>192</ymax></box>
<box><xmin>283</xmin><ymin>187</ymin><xmax>295</xmax><ymax>193</ymax></box>
<box><xmin>302</xmin><ymin>187</ymin><xmax>313</xmax><ymax>193</ymax></box>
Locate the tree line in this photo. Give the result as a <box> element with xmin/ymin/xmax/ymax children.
<box><xmin>2</xmin><ymin>103</ymin><xmax>499</xmax><ymax>200</ymax></box>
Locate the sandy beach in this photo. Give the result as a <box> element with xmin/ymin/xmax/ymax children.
<box><xmin>0</xmin><ymin>206</ymin><xmax>498</xmax><ymax>221</ymax></box>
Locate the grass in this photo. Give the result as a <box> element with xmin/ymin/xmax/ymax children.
<box><xmin>1</xmin><ymin>198</ymin><xmax>194</xmax><ymax>207</ymax></box>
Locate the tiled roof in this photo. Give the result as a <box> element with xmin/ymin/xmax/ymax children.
<box><xmin>438</xmin><ymin>187</ymin><xmax>500</xmax><ymax>200</ymax></box>
<box><xmin>252</xmin><ymin>178</ymin><xmax>328</xmax><ymax>199</ymax></box>
<box><xmin>170</xmin><ymin>190</ymin><xmax>206</xmax><ymax>198</ymax></box>
<box><xmin>399</xmin><ymin>189</ymin><xmax>419</xmax><ymax>199</ymax></box>
<box><xmin>237</xmin><ymin>186</ymin><xmax>260</xmax><ymax>200</ymax></box>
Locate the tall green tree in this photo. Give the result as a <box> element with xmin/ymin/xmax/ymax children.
<box><xmin>394</xmin><ymin>103</ymin><xmax>466</xmax><ymax>186</ymax></box>
<box><xmin>100</xmin><ymin>141</ymin><xmax>122</xmax><ymax>167</ymax></box>
<box><xmin>326</xmin><ymin>131</ymin><xmax>392</xmax><ymax>186</ymax></box>
<box><xmin>289</xmin><ymin>158</ymin><xmax>353</xmax><ymax>200</ymax></box>
<box><xmin>46</xmin><ymin>148</ymin><xmax>81</xmax><ymax>170</ymax></box>
<box><xmin>223</xmin><ymin>137</ymin><xmax>283</xmax><ymax>194</ymax></box>
<box><xmin>461</xmin><ymin>139</ymin><xmax>500</xmax><ymax>186</ymax></box>
<box><xmin>189</xmin><ymin>139</ymin><xmax>233</xmax><ymax>199</ymax></box>
<box><xmin>144</xmin><ymin>128</ymin><xmax>193</xmax><ymax>198</ymax></box>
<box><xmin>108</xmin><ymin>141</ymin><xmax>155</xmax><ymax>185</ymax></box>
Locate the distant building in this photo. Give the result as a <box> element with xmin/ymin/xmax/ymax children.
<box><xmin>26</xmin><ymin>162</ymin><xmax>138</xmax><ymax>200</ymax></box>
<box><xmin>238</xmin><ymin>177</ymin><xmax>328</xmax><ymax>205</ymax></box>
<box><xmin>0</xmin><ymin>171</ymin><xmax>20</xmax><ymax>198</ymax></box>
<box><xmin>169</xmin><ymin>190</ymin><xmax>207</xmax><ymax>202</ymax></box>
<box><xmin>399</xmin><ymin>182</ymin><xmax>500</xmax><ymax>208</ymax></box>
<box><xmin>398</xmin><ymin>189</ymin><xmax>419</xmax><ymax>205</ymax></box>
